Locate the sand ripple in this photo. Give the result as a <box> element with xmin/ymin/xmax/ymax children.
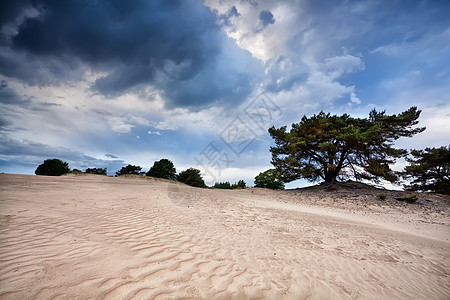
<box><xmin>0</xmin><ymin>174</ymin><xmax>449</xmax><ymax>299</ymax></box>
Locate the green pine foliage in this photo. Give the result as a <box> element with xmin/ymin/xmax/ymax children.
<box><xmin>233</xmin><ymin>180</ymin><xmax>247</xmax><ymax>189</ymax></box>
<box><xmin>146</xmin><ymin>159</ymin><xmax>176</xmax><ymax>180</ymax></box>
<box><xmin>254</xmin><ymin>169</ymin><xmax>285</xmax><ymax>190</ymax></box>
<box><xmin>115</xmin><ymin>164</ymin><xmax>142</xmax><ymax>176</ymax></box>
<box><xmin>177</xmin><ymin>168</ymin><xmax>206</xmax><ymax>187</ymax></box>
<box><xmin>214</xmin><ymin>180</ymin><xmax>246</xmax><ymax>189</ymax></box>
<box><xmin>214</xmin><ymin>181</ymin><xmax>231</xmax><ymax>189</ymax></box>
<box><xmin>403</xmin><ymin>145</ymin><xmax>450</xmax><ymax>194</ymax></box>
<box><xmin>85</xmin><ymin>168</ymin><xmax>107</xmax><ymax>175</ymax></box>
<box><xmin>269</xmin><ymin>107</ymin><xmax>425</xmax><ymax>184</ymax></box>
<box><xmin>35</xmin><ymin>159</ymin><xmax>70</xmax><ymax>176</ymax></box>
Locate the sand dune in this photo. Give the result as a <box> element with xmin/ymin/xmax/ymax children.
<box><xmin>0</xmin><ymin>174</ymin><xmax>449</xmax><ymax>299</ymax></box>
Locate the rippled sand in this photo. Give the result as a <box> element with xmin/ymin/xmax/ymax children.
<box><xmin>0</xmin><ymin>174</ymin><xmax>448</xmax><ymax>299</ymax></box>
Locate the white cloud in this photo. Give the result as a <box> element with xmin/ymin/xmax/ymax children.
<box><xmin>200</xmin><ymin>166</ymin><xmax>269</xmax><ymax>186</ymax></box>
<box><xmin>324</xmin><ymin>55</ymin><xmax>365</xmax><ymax>79</ymax></box>
<box><xmin>148</xmin><ymin>131</ymin><xmax>162</xmax><ymax>136</ymax></box>
<box><xmin>204</xmin><ymin>1</ymin><xmax>296</xmax><ymax>62</ymax></box>
<box><xmin>153</xmin><ymin>106</ymin><xmax>227</xmax><ymax>132</ymax></box>
<box><xmin>205</xmin><ymin>0</ymin><xmax>365</xmax><ymax>120</ymax></box>
<box><xmin>350</xmin><ymin>92</ymin><xmax>361</xmax><ymax>104</ymax></box>
<box><xmin>396</xmin><ymin>103</ymin><xmax>450</xmax><ymax>150</ymax></box>
<box><xmin>107</xmin><ymin>117</ymin><xmax>134</xmax><ymax>134</ymax></box>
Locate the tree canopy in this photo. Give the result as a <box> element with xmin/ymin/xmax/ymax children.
<box><xmin>234</xmin><ymin>180</ymin><xmax>247</xmax><ymax>189</ymax></box>
<box><xmin>115</xmin><ymin>164</ymin><xmax>142</xmax><ymax>176</ymax></box>
<box><xmin>269</xmin><ymin>107</ymin><xmax>425</xmax><ymax>184</ymax></box>
<box><xmin>403</xmin><ymin>145</ymin><xmax>450</xmax><ymax>194</ymax></box>
<box><xmin>177</xmin><ymin>168</ymin><xmax>206</xmax><ymax>187</ymax></box>
<box><xmin>213</xmin><ymin>180</ymin><xmax>246</xmax><ymax>189</ymax></box>
<box><xmin>35</xmin><ymin>158</ymin><xmax>70</xmax><ymax>176</ymax></box>
<box><xmin>254</xmin><ymin>169</ymin><xmax>285</xmax><ymax>190</ymax></box>
<box><xmin>146</xmin><ymin>159</ymin><xmax>176</xmax><ymax>180</ymax></box>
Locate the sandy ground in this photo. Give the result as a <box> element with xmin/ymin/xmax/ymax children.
<box><xmin>0</xmin><ymin>174</ymin><xmax>449</xmax><ymax>299</ymax></box>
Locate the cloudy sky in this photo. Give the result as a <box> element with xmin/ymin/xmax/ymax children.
<box><xmin>1</xmin><ymin>0</ymin><xmax>449</xmax><ymax>187</ymax></box>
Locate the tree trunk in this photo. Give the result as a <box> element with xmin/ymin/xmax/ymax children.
<box><xmin>324</xmin><ymin>171</ymin><xmax>337</xmax><ymax>183</ymax></box>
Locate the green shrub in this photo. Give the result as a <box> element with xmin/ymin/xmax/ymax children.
<box><xmin>378</xmin><ymin>194</ymin><xmax>387</xmax><ymax>200</ymax></box>
<box><xmin>146</xmin><ymin>159</ymin><xmax>176</xmax><ymax>180</ymax></box>
<box><xmin>85</xmin><ymin>168</ymin><xmax>107</xmax><ymax>175</ymax></box>
<box><xmin>116</xmin><ymin>164</ymin><xmax>142</xmax><ymax>176</ymax></box>
<box><xmin>396</xmin><ymin>195</ymin><xmax>418</xmax><ymax>203</ymax></box>
<box><xmin>232</xmin><ymin>180</ymin><xmax>246</xmax><ymax>189</ymax></box>
<box><xmin>177</xmin><ymin>168</ymin><xmax>206</xmax><ymax>187</ymax></box>
<box><xmin>35</xmin><ymin>159</ymin><xmax>70</xmax><ymax>176</ymax></box>
<box><xmin>254</xmin><ymin>169</ymin><xmax>285</xmax><ymax>190</ymax></box>
<box><xmin>214</xmin><ymin>181</ymin><xmax>231</xmax><ymax>189</ymax></box>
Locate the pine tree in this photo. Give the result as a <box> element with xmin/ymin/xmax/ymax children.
<box><xmin>269</xmin><ymin>107</ymin><xmax>425</xmax><ymax>184</ymax></box>
<box><xmin>146</xmin><ymin>159</ymin><xmax>176</xmax><ymax>180</ymax></box>
<box><xmin>404</xmin><ymin>145</ymin><xmax>450</xmax><ymax>194</ymax></box>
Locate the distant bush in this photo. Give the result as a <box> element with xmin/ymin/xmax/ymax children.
<box><xmin>72</xmin><ymin>169</ymin><xmax>83</xmax><ymax>174</ymax></box>
<box><xmin>232</xmin><ymin>180</ymin><xmax>246</xmax><ymax>189</ymax></box>
<box><xmin>378</xmin><ymin>194</ymin><xmax>387</xmax><ymax>200</ymax></box>
<box><xmin>85</xmin><ymin>168</ymin><xmax>107</xmax><ymax>175</ymax></box>
<box><xmin>214</xmin><ymin>180</ymin><xmax>247</xmax><ymax>189</ymax></box>
<box><xmin>177</xmin><ymin>168</ymin><xmax>206</xmax><ymax>187</ymax></box>
<box><xmin>35</xmin><ymin>159</ymin><xmax>70</xmax><ymax>176</ymax></box>
<box><xmin>146</xmin><ymin>159</ymin><xmax>176</xmax><ymax>180</ymax></box>
<box><xmin>214</xmin><ymin>181</ymin><xmax>231</xmax><ymax>189</ymax></box>
<box><xmin>116</xmin><ymin>164</ymin><xmax>142</xmax><ymax>176</ymax></box>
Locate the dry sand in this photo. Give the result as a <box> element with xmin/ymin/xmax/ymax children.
<box><xmin>0</xmin><ymin>174</ymin><xmax>449</xmax><ymax>299</ymax></box>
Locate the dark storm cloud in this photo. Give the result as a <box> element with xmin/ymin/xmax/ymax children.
<box><xmin>0</xmin><ymin>0</ymin><xmax>257</xmax><ymax>108</ymax></box>
<box><xmin>0</xmin><ymin>0</ymin><xmax>30</xmax><ymax>27</ymax></box>
<box><xmin>259</xmin><ymin>10</ymin><xmax>274</xmax><ymax>26</ymax></box>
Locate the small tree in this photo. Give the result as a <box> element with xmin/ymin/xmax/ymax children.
<box><xmin>146</xmin><ymin>159</ymin><xmax>176</xmax><ymax>180</ymax></box>
<box><xmin>116</xmin><ymin>164</ymin><xmax>142</xmax><ymax>176</ymax></box>
<box><xmin>237</xmin><ymin>180</ymin><xmax>247</xmax><ymax>188</ymax></box>
<box><xmin>35</xmin><ymin>159</ymin><xmax>70</xmax><ymax>176</ymax></box>
<box><xmin>85</xmin><ymin>168</ymin><xmax>107</xmax><ymax>175</ymax></box>
<box><xmin>231</xmin><ymin>180</ymin><xmax>246</xmax><ymax>189</ymax></box>
<box><xmin>177</xmin><ymin>168</ymin><xmax>206</xmax><ymax>187</ymax></box>
<box><xmin>214</xmin><ymin>181</ymin><xmax>232</xmax><ymax>189</ymax></box>
<box><xmin>269</xmin><ymin>107</ymin><xmax>425</xmax><ymax>184</ymax></box>
<box><xmin>254</xmin><ymin>169</ymin><xmax>285</xmax><ymax>190</ymax></box>
<box><xmin>403</xmin><ymin>145</ymin><xmax>450</xmax><ymax>194</ymax></box>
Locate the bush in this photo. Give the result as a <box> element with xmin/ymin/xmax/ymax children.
<box><xmin>116</xmin><ymin>164</ymin><xmax>142</xmax><ymax>176</ymax></box>
<box><xmin>214</xmin><ymin>181</ymin><xmax>231</xmax><ymax>189</ymax></box>
<box><xmin>35</xmin><ymin>159</ymin><xmax>70</xmax><ymax>176</ymax></box>
<box><xmin>177</xmin><ymin>168</ymin><xmax>206</xmax><ymax>187</ymax></box>
<box><xmin>214</xmin><ymin>180</ymin><xmax>247</xmax><ymax>189</ymax></box>
<box><xmin>85</xmin><ymin>168</ymin><xmax>107</xmax><ymax>175</ymax></box>
<box><xmin>232</xmin><ymin>180</ymin><xmax>246</xmax><ymax>189</ymax></box>
<box><xmin>254</xmin><ymin>169</ymin><xmax>285</xmax><ymax>190</ymax></box>
<box><xmin>146</xmin><ymin>159</ymin><xmax>176</xmax><ymax>180</ymax></box>
<box><xmin>396</xmin><ymin>195</ymin><xmax>418</xmax><ymax>203</ymax></box>
<box><xmin>378</xmin><ymin>194</ymin><xmax>387</xmax><ymax>200</ymax></box>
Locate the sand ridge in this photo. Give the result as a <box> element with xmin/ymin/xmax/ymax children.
<box><xmin>0</xmin><ymin>174</ymin><xmax>449</xmax><ymax>299</ymax></box>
